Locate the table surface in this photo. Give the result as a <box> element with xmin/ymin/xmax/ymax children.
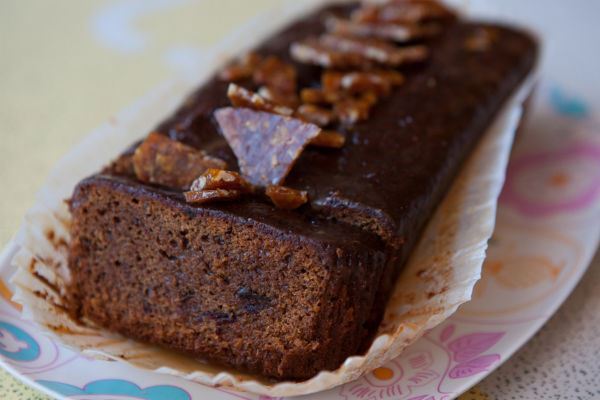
<box><xmin>1</xmin><ymin>0</ymin><xmax>598</xmax><ymax>399</ymax></box>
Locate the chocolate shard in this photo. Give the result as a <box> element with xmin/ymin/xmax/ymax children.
<box><xmin>132</xmin><ymin>132</ymin><xmax>227</xmax><ymax>190</ymax></box>
<box><xmin>214</xmin><ymin>107</ymin><xmax>321</xmax><ymax>186</ymax></box>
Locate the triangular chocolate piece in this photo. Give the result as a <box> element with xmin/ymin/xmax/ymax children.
<box><xmin>215</xmin><ymin>107</ymin><xmax>321</xmax><ymax>186</ymax></box>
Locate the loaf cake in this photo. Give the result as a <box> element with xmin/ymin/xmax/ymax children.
<box><xmin>67</xmin><ymin>0</ymin><xmax>538</xmax><ymax>381</ymax></box>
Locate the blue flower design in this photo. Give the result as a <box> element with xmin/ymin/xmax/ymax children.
<box><xmin>549</xmin><ymin>86</ymin><xmax>589</xmax><ymax>118</ymax></box>
<box><xmin>37</xmin><ymin>379</ymin><xmax>190</xmax><ymax>400</ymax></box>
<box><xmin>0</xmin><ymin>320</ymin><xmax>40</xmax><ymax>362</ymax></box>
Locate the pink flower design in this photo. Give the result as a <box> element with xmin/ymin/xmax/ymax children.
<box><xmin>501</xmin><ymin>143</ymin><xmax>600</xmax><ymax>217</ymax></box>
<box><xmin>448</xmin><ymin>354</ymin><xmax>500</xmax><ymax>378</ymax></box>
<box><xmin>339</xmin><ymin>351</ymin><xmax>438</xmax><ymax>400</ymax></box>
<box><xmin>447</xmin><ymin>332</ymin><xmax>504</xmax><ymax>363</ymax></box>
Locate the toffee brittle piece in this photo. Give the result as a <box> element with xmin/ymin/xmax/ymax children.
<box><xmin>214</xmin><ymin>107</ymin><xmax>321</xmax><ymax>186</ymax></box>
<box><xmin>227</xmin><ymin>83</ymin><xmax>293</xmax><ymax>116</ymax></box>
<box><xmin>258</xmin><ymin>86</ymin><xmax>300</xmax><ymax>109</ymax></box>
<box><xmin>189</xmin><ymin>169</ymin><xmax>253</xmax><ymax>192</ymax></box>
<box><xmin>184</xmin><ymin>189</ymin><xmax>241</xmax><ymax>204</ymax></box>
<box><xmin>253</xmin><ymin>56</ymin><xmax>298</xmax><ymax>95</ymax></box>
<box><xmin>296</xmin><ymin>104</ymin><xmax>336</xmax><ymax>127</ymax></box>
<box><xmin>132</xmin><ymin>132</ymin><xmax>226</xmax><ymax>190</ymax></box>
<box><xmin>352</xmin><ymin>0</ymin><xmax>455</xmax><ymax>24</ymax></box>
<box><xmin>322</xmin><ymin>70</ymin><xmax>404</xmax><ymax>96</ymax></box>
<box><xmin>326</xmin><ymin>17</ymin><xmax>440</xmax><ymax>43</ymax></box>
<box><xmin>291</xmin><ymin>34</ymin><xmax>428</xmax><ymax>68</ymax></box>
<box><xmin>219</xmin><ymin>52</ymin><xmax>262</xmax><ymax>82</ymax></box>
<box><xmin>184</xmin><ymin>169</ymin><xmax>253</xmax><ymax>205</ymax></box>
<box><xmin>265</xmin><ymin>185</ymin><xmax>308</xmax><ymax>210</ymax></box>
<box><xmin>310</xmin><ymin>130</ymin><xmax>346</xmax><ymax>148</ymax></box>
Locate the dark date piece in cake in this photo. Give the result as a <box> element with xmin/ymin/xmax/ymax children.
<box><xmin>68</xmin><ymin>2</ymin><xmax>537</xmax><ymax>381</ymax></box>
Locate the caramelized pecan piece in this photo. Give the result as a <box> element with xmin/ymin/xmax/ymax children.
<box><xmin>310</xmin><ymin>130</ymin><xmax>346</xmax><ymax>149</ymax></box>
<box><xmin>253</xmin><ymin>56</ymin><xmax>298</xmax><ymax>95</ymax></box>
<box><xmin>227</xmin><ymin>83</ymin><xmax>293</xmax><ymax>116</ymax></box>
<box><xmin>133</xmin><ymin>132</ymin><xmax>227</xmax><ymax>190</ymax></box>
<box><xmin>214</xmin><ymin>107</ymin><xmax>321</xmax><ymax>186</ymax></box>
<box><xmin>326</xmin><ymin>17</ymin><xmax>440</xmax><ymax>43</ymax></box>
<box><xmin>352</xmin><ymin>0</ymin><xmax>455</xmax><ymax>24</ymax></box>
<box><xmin>296</xmin><ymin>104</ymin><xmax>336</xmax><ymax>127</ymax></box>
<box><xmin>291</xmin><ymin>34</ymin><xmax>428</xmax><ymax>68</ymax></box>
<box><xmin>190</xmin><ymin>168</ymin><xmax>253</xmax><ymax>192</ymax></box>
<box><xmin>219</xmin><ymin>52</ymin><xmax>262</xmax><ymax>82</ymax></box>
<box><xmin>265</xmin><ymin>185</ymin><xmax>308</xmax><ymax>210</ymax></box>
<box><xmin>184</xmin><ymin>189</ymin><xmax>241</xmax><ymax>204</ymax></box>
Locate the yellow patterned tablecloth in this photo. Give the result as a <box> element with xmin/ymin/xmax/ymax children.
<box><xmin>2</xmin><ymin>1</ymin><xmax>599</xmax><ymax>399</ymax></box>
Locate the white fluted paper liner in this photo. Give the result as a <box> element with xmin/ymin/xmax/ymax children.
<box><xmin>10</xmin><ymin>0</ymin><xmax>537</xmax><ymax>396</ymax></box>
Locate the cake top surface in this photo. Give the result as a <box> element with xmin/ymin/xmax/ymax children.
<box><xmin>101</xmin><ymin>2</ymin><xmax>537</xmax><ymax>245</ymax></box>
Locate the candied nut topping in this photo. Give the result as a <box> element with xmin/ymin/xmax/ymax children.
<box><xmin>265</xmin><ymin>185</ymin><xmax>308</xmax><ymax>210</ymax></box>
<box><xmin>184</xmin><ymin>189</ymin><xmax>241</xmax><ymax>204</ymax></box>
<box><xmin>464</xmin><ymin>27</ymin><xmax>499</xmax><ymax>52</ymax></box>
<box><xmin>227</xmin><ymin>83</ymin><xmax>293</xmax><ymax>116</ymax></box>
<box><xmin>190</xmin><ymin>168</ymin><xmax>253</xmax><ymax>192</ymax></box>
<box><xmin>214</xmin><ymin>107</ymin><xmax>321</xmax><ymax>186</ymax></box>
<box><xmin>253</xmin><ymin>56</ymin><xmax>298</xmax><ymax>95</ymax></box>
<box><xmin>326</xmin><ymin>17</ymin><xmax>440</xmax><ymax>43</ymax></box>
<box><xmin>334</xmin><ymin>92</ymin><xmax>378</xmax><ymax>125</ymax></box>
<box><xmin>320</xmin><ymin>34</ymin><xmax>429</xmax><ymax>65</ymax></box>
<box><xmin>291</xmin><ymin>37</ymin><xmax>367</xmax><ymax>69</ymax></box>
<box><xmin>322</xmin><ymin>70</ymin><xmax>404</xmax><ymax>96</ymax></box>
<box><xmin>205</xmin><ymin>0</ymin><xmax>452</xmax><ymax>207</ymax></box>
<box><xmin>292</xmin><ymin>34</ymin><xmax>428</xmax><ymax>69</ymax></box>
<box><xmin>372</xmin><ymin>69</ymin><xmax>406</xmax><ymax>86</ymax></box>
<box><xmin>258</xmin><ymin>86</ymin><xmax>300</xmax><ymax>109</ymax></box>
<box><xmin>133</xmin><ymin>132</ymin><xmax>227</xmax><ymax>190</ymax></box>
<box><xmin>352</xmin><ymin>0</ymin><xmax>455</xmax><ymax>24</ymax></box>
<box><xmin>296</xmin><ymin>104</ymin><xmax>336</xmax><ymax>127</ymax></box>
<box><xmin>340</xmin><ymin>72</ymin><xmax>390</xmax><ymax>96</ymax></box>
<box><xmin>310</xmin><ymin>130</ymin><xmax>346</xmax><ymax>149</ymax></box>
<box><xmin>105</xmin><ymin>153</ymin><xmax>134</xmax><ymax>176</ymax></box>
<box><xmin>300</xmin><ymin>87</ymin><xmax>341</xmax><ymax>105</ymax></box>
<box><xmin>219</xmin><ymin>52</ymin><xmax>262</xmax><ymax>82</ymax></box>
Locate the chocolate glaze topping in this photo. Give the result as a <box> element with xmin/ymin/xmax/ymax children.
<box><xmin>108</xmin><ymin>3</ymin><xmax>537</xmax><ymax>247</ymax></box>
